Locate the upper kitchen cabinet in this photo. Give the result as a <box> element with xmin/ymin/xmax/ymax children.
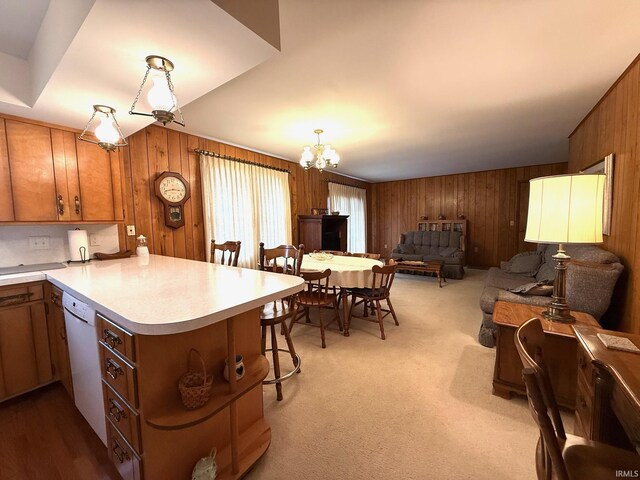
<box><xmin>0</xmin><ymin>120</ymin><xmax>14</xmax><ymax>221</ymax></box>
<box><xmin>6</xmin><ymin>120</ymin><xmax>59</xmax><ymax>221</ymax></box>
<box><xmin>2</xmin><ymin>117</ymin><xmax>125</xmax><ymax>223</ymax></box>
<box><xmin>75</xmin><ymin>139</ymin><xmax>123</xmax><ymax>221</ymax></box>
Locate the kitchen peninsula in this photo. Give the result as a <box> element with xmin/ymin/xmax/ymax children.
<box><xmin>2</xmin><ymin>255</ymin><xmax>304</xmax><ymax>480</ymax></box>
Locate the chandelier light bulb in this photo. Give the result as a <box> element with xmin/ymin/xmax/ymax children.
<box><xmin>147</xmin><ymin>74</ymin><xmax>174</xmax><ymax>111</ymax></box>
<box><xmin>94</xmin><ymin>115</ymin><xmax>120</xmax><ymax>144</ymax></box>
<box><xmin>331</xmin><ymin>153</ymin><xmax>340</xmax><ymax>167</ymax></box>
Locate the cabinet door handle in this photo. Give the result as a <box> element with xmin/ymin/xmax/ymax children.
<box><xmin>111</xmin><ymin>438</ymin><xmax>130</xmax><ymax>464</ymax></box>
<box><xmin>105</xmin><ymin>358</ymin><xmax>124</xmax><ymax>380</ymax></box>
<box><xmin>74</xmin><ymin>195</ymin><xmax>81</xmax><ymax>215</ymax></box>
<box><xmin>108</xmin><ymin>398</ymin><xmax>127</xmax><ymax>422</ymax></box>
<box><xmin>59</xmin><ymin>326</ymin><xmax>67</xmax><ymax>341</ymax></box>
<box><xmin>57</xmin><ymin>194</ymin><xmax>64</xmax><ymax>215</ymax></box>
<box><xmin>103</xmin><ymin>329</ymin><xmax>123</xmax><ymax>350</ymax></box>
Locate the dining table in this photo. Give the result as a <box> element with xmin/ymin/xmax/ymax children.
<box><xmin>299</xmin><ymin>254</ymin><xmax>383</xmax><ymax>336</ymax></box>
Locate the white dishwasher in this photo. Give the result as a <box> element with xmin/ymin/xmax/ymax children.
<box><xmin>62</xmin><ymin>291</ymin><xmax>107</xmax><ymax>445</ymax></box>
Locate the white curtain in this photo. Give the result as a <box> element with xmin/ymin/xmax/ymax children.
<box><xmin>328</xmin><ymin>182</ymin><xmax>367</xmax><ymax>252</ymax></box>
<box><xmin>201</xmin><ymin>155</ymin><xmax>292</xmax><ymax>268</ymax></box>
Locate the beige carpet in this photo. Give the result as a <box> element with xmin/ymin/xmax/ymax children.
<box><xmin>250</xmin><ymin>269</ymin><xmax>547</xmax><ymax>480</ymax></box>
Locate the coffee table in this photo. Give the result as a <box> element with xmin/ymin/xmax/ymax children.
<box><xmin>492</xmin><ymin>301</ymin><xmax>599</xmax><ymax>409</ymax></box>
<box><xmin>396</xmin><ymin>260</ymin><xmax>445</xmax><ymax>287</ymax></box>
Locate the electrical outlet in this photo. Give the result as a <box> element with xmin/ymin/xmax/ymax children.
<box><xmin>127</xmin><ymin>225</ymin><xmax>136</xmax><ymax>236</ymax></box>
<box><xmin>89</xmin><ymin>234</ymin><xmax>100</xmax><ymax>246</ymax></box>
<box><xmin>509</xmin><ymin>220</ymin><xmax>515</xmax><ymax>227</ymax></box>
<box><xmin>29</xmin><ymin>236</ymin><xmax>50</xmax><ymax>250</ymax></box>
<box><xmin>384</xmin><ymin>244</ymin><xmax>388</xmax><ymax>249</ymax></box>
<box><xmin>474</xmin><ymin>246</ymin><xmax>479</xmax><ymax>253</ymax></box>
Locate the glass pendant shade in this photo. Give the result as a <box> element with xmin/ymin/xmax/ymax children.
<box><xmin>147</xmin><ymin>74</ymin><xmax>175</xmax><ymax>111</ymax></box>
<box><xmin>79</xmin><ymin>105</ymin><xmax>127</xmax><ymax>152</ymax></box>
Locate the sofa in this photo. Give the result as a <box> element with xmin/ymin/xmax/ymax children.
<box><xmin>478</xmin><ymin>244</ymin><xmax>623</xmax><ymax>347</ymax></box>
<box><xmin>390</xmin><ymin>230</ymin><xmax>465</xmax><ymax>279</ymax></box>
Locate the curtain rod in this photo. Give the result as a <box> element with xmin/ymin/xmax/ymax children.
<box><xmin>194</xmin><ymin>149</ymin><xmax>291</xmax><ymax>174</ymax></box>
<box><xmin>327</xmin><ymin>179</ymin><xmax>367</xmax><ymax>190</ymax></box>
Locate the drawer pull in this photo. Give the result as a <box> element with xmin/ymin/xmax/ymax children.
<box><xmin>112</xmin><ymin>438</ymin><xmax>130</xmax><ymax>464</ymax></box>
<box><xmin>0</xmin><ymin>292</ymin><xmax>33</xmax><ymax>306</ymax></box>
<box><xmin>105</xmin><ymin>358</ymin><xmax>124</xmax><ymax>380</ymax></box>
<box><xmin>103</xmin><ymin>329</ymin><xmax>123</xmax><ymax>349</ymax></box>
<box><xmin>108</xmin><ymin>398</ymin><xmax>127</xmax><ymax>423</ymax></box>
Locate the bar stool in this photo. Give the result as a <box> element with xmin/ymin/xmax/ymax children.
<box><xmin>258</xmin><ymin>242</ymin><xmax>304</xmax><ymax>401</ymax></box>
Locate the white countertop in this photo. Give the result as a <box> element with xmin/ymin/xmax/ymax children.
<box><xmin>11</xmin><ymin>255</ymin><xmax>304</xmax><ymax>335</ymax></box>
<box><xmin>0</xmin><ymin>271</ymin><xmax>47</xmax><ymax>286</ymax></box>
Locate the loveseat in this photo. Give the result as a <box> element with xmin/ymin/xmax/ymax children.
<box><xmin>478</xmin><ymin>244</ymin><xmax>623</xmax><ymax>347</ymax></box>
<box><xmin>390</xmin><ymin>230</ymin><xmax>465</xmax><ymax>279</ymax></box>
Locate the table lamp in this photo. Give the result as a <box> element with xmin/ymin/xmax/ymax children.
<box><xmin>524</xmin><ymin>173</ymin><xmax>606</xmax><ymax>323</ymax></box>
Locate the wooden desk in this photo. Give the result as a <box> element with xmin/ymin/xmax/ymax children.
<box><xmin>573</xmin><ymin>326</ymin><xmax>640</xmax><ymax>453</ymax></box>
<box><xmin>492</xmin><ymin>301</ymin><xmax>599</xmax><ymax>408</ymax></box>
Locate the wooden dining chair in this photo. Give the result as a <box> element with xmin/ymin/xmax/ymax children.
<box><xmin>210</xmin><ymin>240</ymin><xmax>241</xmax><ymax>266</ymax></box>
<box><xmin>257</xmin><ymin>243</ymin><xmax>304</xmax><ymax>401</ymax></box>
<box><xmin>351</xmin><ymin>253</ymin><xmax>381</xmax><ymax>260</ymax></box>
<box><xmin>290</xmin><ymin>269</ymin><xmax>342</xmax><ymax>348</ymax></box>
<box><xmin>346</xmin><ymin>261</ymin><xmax>399</xmax><ymax>340</ymax></box>
<box><xmin>515</xmin><ymin>318</ymin><xmax>640</xmax><ymax>480</ymax></box>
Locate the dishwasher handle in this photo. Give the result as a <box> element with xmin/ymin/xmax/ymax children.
<box><xmin>64</xmin><ymin>306</ymin><xmax>89</xmax><ymax>324</ymax></box>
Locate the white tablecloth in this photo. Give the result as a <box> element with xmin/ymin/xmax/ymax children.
<box><xmin>300</xmin><ymin>254</ymin><xmax>383</xmax><ymax>288</ymax></box>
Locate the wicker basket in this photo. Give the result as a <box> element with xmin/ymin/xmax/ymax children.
<box><xmin>178</xmin><ymin>349</ymin><xmax>213</xmax><ymax>410</ymax></box>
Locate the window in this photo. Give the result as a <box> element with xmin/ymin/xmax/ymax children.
<box><xmin>328</xmin><ymin>182</ymin><xmax>367</xmax><ymax>252</ymax></box>
<box><xmin>201</xmin><ymin>155</ymin><xmax>292</xmax><ymax>268</ymax></box>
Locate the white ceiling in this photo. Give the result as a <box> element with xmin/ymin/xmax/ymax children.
<box><xmin>179</xmin><ymin>0</ymin><xmax>640</xmax><ymax>182</ymax></box>
<box><xmin>0</xmin><ymin>1</ymin><xmax>638</xmax><ymax>183</ymax></box>
<box><xmin>0</xmin><ymin>0</ymin><xmax>50</xmax><ymax>59</ymax></box>
<box><xmin>0</xmin><ymin>0</ymin><xmax>278</xmax><ymax>136</ymax></box>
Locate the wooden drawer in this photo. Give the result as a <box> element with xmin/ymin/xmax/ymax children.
<box><xmin>100</xmin><ymin>342</ymin><xmax>138</xmax><ymax>408</ymax></box>
<box><xmin>106</xmin><ymin>419</ymin><xmax>143</xmax><ymax>480</ymax></box>
<box><xmin>575</xmin><ymin>370</ymin><xmax>594</xmax><ymax>438</ymax></box>
<box><xmin>576</xmin><ymin>345</ymin><xmax>593</xmax><ymax>386</ymax></box>
<box><xmin>97</xmin><ymin>313</ymin><xmax>135</xmax><ymax>363</ymax></box>
<box><xmin>612</xmin><ymin>385</ymin><xmax>640</xmax><ymax>450</ymax></box>
<box><xmin>102</xmin><ymin>380</ymin><xmax>141</xmax><ymax>454</ymax></box>
<box><xmin>0</xmin><ymin>283</ymin><xmax>44</xmax><ymax>308</ymax></box>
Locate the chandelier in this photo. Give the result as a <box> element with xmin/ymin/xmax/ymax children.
<box><xmin>79</xmin><ymin>105</ymin><xmax>127</xmax><ymax>152</ymax></box>
<box><xmin>129</xmin><ymin>55</ymin><xmax>185</xmax><ymax>127</ymax></box>
<box><xmin>299</xmin><ymin>129</ymin><xmax>340</xmax><ymax>172</ymax></box>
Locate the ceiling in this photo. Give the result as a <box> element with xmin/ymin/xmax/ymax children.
<box><xmin>0</xmin><ymin>1</ymin><xmax>638</xmax><ymax>182</ymax></box>
<box><xmin>179</xmin><ymin>0</ymin><xmax>640</xmax><ymax>182</ymax></box>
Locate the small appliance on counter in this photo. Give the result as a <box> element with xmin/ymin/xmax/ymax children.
<box><xmin>67</xmin><ymin>228</ymin><xmax>90</xmax><ymax>263</ymax></box>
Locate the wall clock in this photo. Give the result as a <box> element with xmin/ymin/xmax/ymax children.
<box><xmin>154</xmin><ymin>171</ymin><xmax>191</xmax><ymax>228</ymax></box>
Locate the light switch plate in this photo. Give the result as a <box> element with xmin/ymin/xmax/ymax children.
<box><xmin>126</xmin><ymin>225</ymin><xmax>136</xmax><ymax>236</ymax></box>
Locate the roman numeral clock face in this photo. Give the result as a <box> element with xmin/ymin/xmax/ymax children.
<box><xmin>155</xmin><ymin>172</ymin><xmax>191</xmax><ymax>228</ymax></box>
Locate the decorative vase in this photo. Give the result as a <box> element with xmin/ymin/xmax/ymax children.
<box><xmin>458</xmin><ymin>214</ymin><xmax>466</xmax><ymax>219</ymax></box>
<box><xmin>420</xmin><ymin>215</ymin><xmax>428</xmax><ymax>220</ymax></box>
<box><xmin>438</xmin><ymin>214</ymin><xmax>446</xmax><ymax>220</ymax></box>
<box><xmin>223</xmin><ymin>355</ymin><xmax>245</xmax><ymax>382</ymax></box>
<box><xmin>192</xmin><ymin>448</ymin><xmax>217</xmax><ymax>480</ymax></box>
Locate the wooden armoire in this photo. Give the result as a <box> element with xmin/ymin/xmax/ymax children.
<box><xmin>297</xmin><ymin>215</ymin><xmax>349</xmax><ymax>252</ymax></box>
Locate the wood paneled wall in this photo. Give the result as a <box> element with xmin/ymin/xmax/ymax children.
<box><xmin>369</xmin><ymin>162</ymin><xmax>567</xmax><ymax>267</ymax></box>
<box><xmin>119</xmin><ymin>125</ymin><xmax>369</xmax><ymax>259</ymax></box>
<box><xmin>568</xmin><ymin>54</ymin><xmax>640</xmax><ymax>334</ymax></box>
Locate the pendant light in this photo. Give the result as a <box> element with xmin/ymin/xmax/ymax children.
<box><xmin>79</xmin><ymin>105</ymin><xmax>127</xmax><ymax>152</ymax></box>
<box><xmin>129</xmin><ymin>55</ymin><xmax>185</xmax><ymax>127</ymax></box>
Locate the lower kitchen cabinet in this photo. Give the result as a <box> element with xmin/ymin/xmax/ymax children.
<box><xmin>0</xmin><ymin>282</ymin><xmax>54</xmax><ymax>400</ymax></box>
<box><xmin>47</xmin><ymin>284</ymin><xmax>74</xmax><ymax>399</ymax></box>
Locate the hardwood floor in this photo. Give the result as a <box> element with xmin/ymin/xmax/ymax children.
<box><xmin>0</xmin><ymin>383</ymin><xmax>120</xmax><ymax>480</ymax></box>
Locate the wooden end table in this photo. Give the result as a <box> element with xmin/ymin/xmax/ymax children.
<box><xmin>492</xmin><ymin>301</ymin><xmax>599</xmax><ymax>409</ymax></box>
<box><xmin>396</xmin><ymin>260</ymin><xmax>446</xmax><ymax>287</ymax></box>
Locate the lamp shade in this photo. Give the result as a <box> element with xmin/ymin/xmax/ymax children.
<box><xmin>525</xmin><ymin>173</ymin><xmax>605</xmax><ymax>244</ymax></box>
